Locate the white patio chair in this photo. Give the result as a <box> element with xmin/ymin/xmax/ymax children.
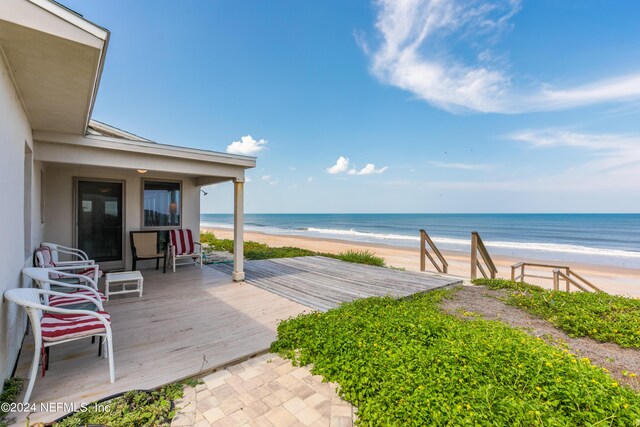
<box><xmin>22</xmin><ymin>267</ymin><xmax>106</xmax><ymax>309</ymax></box>
<box><xmin>3</xmin><ymin>288</ymin><xmax>115</xmax><ymax>404</ymax></box>
<box><xmin>168</xmin><ymin>229</ymin><xmax>203</xmax><ymax>272</ymax></box>
<box><xmin>34</xmin><ymin>246</ymin><xmax>103</xmax><ymax>282</ymax></box>
<box><xmin>40</xmin><ymin>242</ymin><xmax>93</xmax><ymax>266</ymax></box>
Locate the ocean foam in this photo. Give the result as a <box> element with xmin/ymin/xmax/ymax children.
<box><xmin>306</xmin><ymin>227</ymin><xmax>640</xmax><ymax>259</ymax></box>
<box><xmin>202</xmin><ymin>222</ymin><xmax>640</xmax><ymax>260</ymax></box>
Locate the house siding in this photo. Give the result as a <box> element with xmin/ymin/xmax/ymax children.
<box><xmin>43</xmin><ymin>166</ymin><xmax>200</xmax><ymax>270</ymax></box>
<box><xmin>0</xmin><ymin>52</ymin><xmax>42</xmax><ymax>390</ymax></box>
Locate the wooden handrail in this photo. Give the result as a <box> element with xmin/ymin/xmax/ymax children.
<box><xmin>510</xmin><ymin>262</ymin><xmax>601</xmax><ymax>292</ymax></box>
<box><xmin>419</xmin><ymin>229</ymin><xmax>448</xmax><ymax>273</ymax></box>
<box><xmin>554</xmin><ymin>269</ymin><xmax>602</xmax><ymax>293</ymax></box>
<box><xmin>470</xmin><ymin>232</ymin><xmax>497</xmax><ymax>279</ymax></box>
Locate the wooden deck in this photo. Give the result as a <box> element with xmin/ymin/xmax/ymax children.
<box><xmin>211</xmin><ymin>256</ymin><xmax>463</xmax><ymax>311</ymax></box>
<box><xmin>12</xmin><ymin>266</ymin><xmax>309</xmax><ymax>424</ymax></box>
<box><xmin>12</xmin><ymin>257</ymin><xmax>460</xmax><ymax>423</ymax></box>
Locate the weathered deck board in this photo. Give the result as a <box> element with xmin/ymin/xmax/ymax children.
<box><xmin>212</xmin><ymin>256</ymin><xmax>463</xmax><ymax>312</ymax></box>
<box><xmin>11</xmin><ymin>266</ymin><xmax>309</xmax><ymax>424</ymax></box>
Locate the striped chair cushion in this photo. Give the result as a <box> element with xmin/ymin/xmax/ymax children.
<box><xmin>170</xmin><ymin>229</ymin><xmax>195</xmax><ymax>255</ymax></box>
<box><xmin>35</xmin><ymin>246</ymin><xmax>56</xmax><ymax>268</ymax></box>
<box><xmin>41</xmin><ymin>311</ymin><xmax>111</xmax><ymax>342</ymax></box>
<box><xmin>49</xmin><ymin>290</ymin><xmax>107</xmax><ymax>308</ymax></box>
<box><xmin>77</xmin><ymin>267</ymin><xmax>105</xmax><ymax>279</ymax></box>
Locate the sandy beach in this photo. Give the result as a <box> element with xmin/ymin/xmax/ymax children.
<box><xmin>203</xmin><ymin>227</ymin><xmax>640</xmax><ymax>298</ymax></box>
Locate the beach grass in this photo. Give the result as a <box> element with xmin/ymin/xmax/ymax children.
<box><xmin>327</xmin><ymin>249</ymin><xmax>385</xmax><ymax>267</ymax></box>
<box><xmin>271</xmin><ymin>290</ymin><xmax>640</xmax><ymax>426</ymax></box>
<box><xmin>473</xmin><ymin>279</ymin><xmax>640</xmax><ymax>348</ymax></box>
<box><xmin>200</xmin><ymin>232</ymin><xmax>386</xmax><ymax>267</ymax></box>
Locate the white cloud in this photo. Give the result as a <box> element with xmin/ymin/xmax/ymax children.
<box><xmin>327</xmin><ymin>156</ymin><xmax>350</xmax><ymax>174</ymax></box>
<box><xmin>429</xmin><ymin>161</ymin><xmax>492</xmax><ymax>171</ymax></box>
<box><xmin>365</xmin><ymin>0</ymin><xmax>640</xmax><ymax>113</ymax></box>
<box><xmin>261</xmin><ymin>175</ymin><xmax>271</xmax><ymax>181</ymax></box>
<box><xmin>348</xmin><ymin>164</ymin><xmax>389</xmax><ymax>175</ymax></box>
<box><xmin>327</xmin><ymin>157</ymin><xmax>388</xmax><ymax>175</ymax></box>
<box><xmin>307</xmin><ymin>176</ymin><xmax>314</xmax><ymax>183</ymax></box>
<box><xmin>226</xmin><ymin>135</ymin><xmax>267</xmax><ymax>155</ymax></box>
<box><xmin>245</xmin><ymin>176</ymin><xmax>252</xmax><ymax>183</ymax></box>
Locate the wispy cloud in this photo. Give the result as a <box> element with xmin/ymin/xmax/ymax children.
<box><xmin>226</xmin><ymin>135</ymin><xmax>267</xmax><ymax>155</ymax></box>
<box><xmin>429</xmin><ymin>161</ymin><xmax>492</xmax><ymax>171</ymax></box>
<box><xmin>307</xmin><ymin>176</ymin><xmax>314</xmax><ymax>183</ymax></box>
<box><xmin>327</xmin><ymin>156</ymin><xmax>350</xmax><ymax>174</ymax></box>
<box><xmin>327</xmin><ymin>156</ymin><xmax>388</xmax><ymax>175</ymax></box>
<box><xmin>365</xmin><ymin>0</ymin><xmax>640</xmax><ymax>113</ymax></box>
<box><xmin>260</xmin><ymin>175</ymin><xmax>279</xmax><ymax>185</ymax></box>
<box><xmin>507</xmin><ymin>128</ymin><xmax>640</xmax><ymax>189</ymax></box>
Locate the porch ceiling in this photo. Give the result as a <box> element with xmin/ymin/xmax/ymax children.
<box><xmin>0</xmin><ymin>0</ymin><xmax>108</xmax><ymax>134</ymax></box>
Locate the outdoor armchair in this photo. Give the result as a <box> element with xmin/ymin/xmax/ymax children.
<box><xmin>3</xmin><ymin>288</ymin><xmax>114</xmax><ymax>404</ymax></box>
<box><xmin>34</xmin><ymin>246</ymin><xmax>103</xmax><ymax>282</ymax></box>
<box><xmin>130</xmin><ymin>230</ymin><xmax>167</xmax><ymax>273</ymax></box>
<box><xmin>168</xmin><ymin>229</ymin><xmax>203</xmax><ymax>272</ymax></box>
<box><xmin>40</xmin><ymin>242</ymin><xmax>93</xmax><ymax>266</ymax></box>
<box><xmin>22</xmin><ymin>267</ymin><xmax>106</xmax><ymax>310</ymax></box>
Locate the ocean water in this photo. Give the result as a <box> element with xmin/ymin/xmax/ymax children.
<box><xmin>201</xmin><ymin>213</ymin><xmax>640</xmax><ymax>269</ymax></box>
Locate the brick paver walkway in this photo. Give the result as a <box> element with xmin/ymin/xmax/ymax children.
<box><xmin>170</xmin><ymin>353</ymin><xmax>356</xmax><ymax>426</ymax></box>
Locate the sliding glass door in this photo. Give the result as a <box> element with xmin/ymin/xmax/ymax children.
<box><xmin>76</xmin><ymin>180</ymin><xmax>124</xmax><ymax>264</ymax></box>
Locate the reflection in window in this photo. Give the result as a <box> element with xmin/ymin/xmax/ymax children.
<box><xmin>143</xmin><ymin>181</ymin><xmax>181</xmax><ymax>227</ymax></box>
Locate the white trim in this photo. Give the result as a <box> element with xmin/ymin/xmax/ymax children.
<box><xmin>26</xmin><ymin>0</ymin><xmax>109</xmax><ymax>40</ymax></box>
<box><xmin>34</xmin><ymin>131</ymin><xmax>256</xmax><ymax>168</ymax></box>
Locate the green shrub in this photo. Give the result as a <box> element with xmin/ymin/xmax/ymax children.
<box><xmin>328</xmin><ymin>250</ymin><xmax>385</xmax><ymax>267</ymax></box>
<box><xmin>1</xmin><ymin>378</ymin><xmax>23</xmax><ymax>427</ymax></box>
<box><xmin>55</xmin><ymin>383</ymin><xmax>183</xmax><ymax>427</ymax></box>
<box><xmin>271</xmin><ymin>291</ymin><xmax>640</xmax><ymax>426</ymax></box>
<box><xmin>200</xmin><ymin>233</ymin><xmax>386</xmax><ymax>265</ymax></box>
<box><xmin>473</xmin><ymin>279</ymin><xmax>640</xmax><ymax>348</ymax></box>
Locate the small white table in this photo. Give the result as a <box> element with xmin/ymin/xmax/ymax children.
<box><xmin>105</xmin><ymin>271</ymin><xmax>144</xmax><ymax>300</ymax></box>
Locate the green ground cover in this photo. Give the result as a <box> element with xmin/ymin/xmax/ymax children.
<box><xmin>271</xmin><ymin>290</ymin><xmax>640</xmax><ymax>426</ymax></box>
<box><xmin>0</xmin><ymin>378</ymin><xmax>22</xmax><ymax>427</ymax></box>
<box><xmin>200</xmin><ymin>232</ymin><xmax>386</xmax><ymax>267</ymax></box>
<box><xmin>473</xmin><ymin>279</ymin><xmax>640</xmax><ymax>348</ymax></box>
<box><xmin>54</xmin><ymin>383</ymin><xmax>183</xmax><ymax>427</ymax></box>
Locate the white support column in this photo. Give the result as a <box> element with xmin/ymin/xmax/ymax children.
<box><xmin>232</xmin><ymin>179</ymin><xmax>245</xmax><ymax>282</ymax></box>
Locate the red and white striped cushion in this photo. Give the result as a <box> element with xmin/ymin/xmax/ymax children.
<box><xmin>170</xmin><ymin>229</ymin><xmax>195</xmax><ymax>255</ymax></box>
<box><xmin>41</xmin><ymin>311</ymin><xmax>111</xmax><ymax>342</ymax></box>
<box><xmin>35</xmin><ymin>247</ymin><xmax>56</xmax><ymax>268</ymax></box>
<box><xmin>77</xmin><ymin>267</ymin><xmax>104</xmax><ymax>279</ymax></box>
<box><xmin>49</xmin><ymin>290</ymin><xmax>107</xmax><ymax>308</ymax></box>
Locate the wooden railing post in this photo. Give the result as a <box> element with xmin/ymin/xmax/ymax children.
<box><xmin>553</xmin><ymin>269</ymin><xmax>560</xmax><ymax>291</ymax></box>
<box><xmin>510</xmin><ymin>265</ymin><xmax>515</xmax><ymax>281</ymax></box>
<box><xmin>470</xmin><ymin>232</ymin><xmax>478</xmax><ymax>279</ymax></box>
<box><xmin>419</xmin><ymin>230</ymin><xmax>426</xmax><ymax>272</ymax></box>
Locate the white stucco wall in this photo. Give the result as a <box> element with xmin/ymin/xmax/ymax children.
<box><xmin>43</xmin><ymin>165</ymin><xmax>201</xmax><ymax>270</ymax></box>
<box><xmin>0</xmin><ymin>54</ymin><xmax>42</xmax><ymax>388</ymax></box>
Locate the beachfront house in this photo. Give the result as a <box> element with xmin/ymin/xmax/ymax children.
<box><xmin>0</xmin><ymin>0</ymin><xmax>254</xmax><ymax>390</ymax></box>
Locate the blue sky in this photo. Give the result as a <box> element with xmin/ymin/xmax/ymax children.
<box><xmin>65</xmin><ymin>0</ymin><xmax>640</xmax><ymax>213</ymax></box>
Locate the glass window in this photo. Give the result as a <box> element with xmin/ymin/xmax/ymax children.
<box><xmin>143</xmin><ymin>181</ymin><xmax>181</xmax><ymax>227</ymax></box>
